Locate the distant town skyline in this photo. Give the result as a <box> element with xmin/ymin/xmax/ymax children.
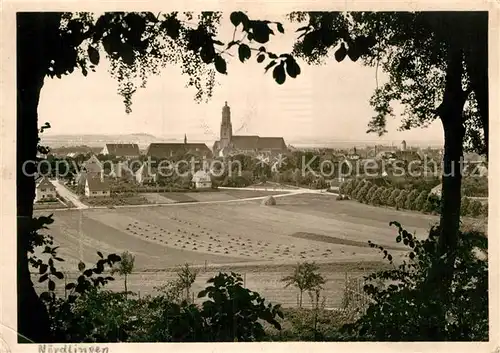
<box><xmin>38</xmin><ymin>12</ymin><xmax>444</xmax><ymax>146</ymax></box>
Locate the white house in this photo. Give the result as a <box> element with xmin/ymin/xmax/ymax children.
<box><xmin>192</xmin><ymin>170</ymin><xmax>212</xmax><ymax>189</ymax></box>
<box><xmin>35</xmin><ymin>177</ymin><xmax>57</xmax><ymax>202</ymax></box>
<box><xmin>85</xmin><ymin>176</ymin><xmax>110</xmax><ymax>197</ymax></box>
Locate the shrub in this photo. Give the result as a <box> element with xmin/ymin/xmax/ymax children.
<box><xmin>467</xmin><ymin>200</ymin><xmax>483</xmax><ymax>217</ymax></box>
<box><xmin>351</xmin><ymin>180</ymin><xmax>365</xmax><ymax>200</ymax></box>
<box><xmin>461</xmin><ymin>197</ymin><xmax>471</xmax><ymax>216</ymax></box>
<box><xmin>395</xmin><ymin>190</ymin><xmax>408</xmax><ymax>209</ymax></box>
<box><xmin>340</xmin><ymin>179</ymin><xmax>354</xmax><ymax>196</ymax></box>
<box><xmin>424</xmin><ymin>194</ymin><xmax>441</xmax><ymax>214</ymax></box>
<box><xmin>404</xmin><ymin>189</ymin><xmax>419</xmax><ymax>210</ymax></box>
<box><xmin>380</xmin><ymin>188</ymin><xmax>393</xmax><ymax>206</ymax></box>
<box><xmin>387</xmin><ymin>189</ymin><xmax>401</xmax><ymax>207</ymax></box>
<box><xmin>480</xmin><ymin>203</ymin><xmax>488</xmax><ymax>217</ymax></box>
<box><xmin>370</xmin><ymin>187</ymin><xmax>384</xmax><ymax>206</ymax></box>
<box><xmin>413</xmin><ymin>190</ymin><xmax>429</xmax><ymax>211</ymax></box>
<box><xmin>342</xmin><ymin>222</ymin><xmax>488</xmax><ymax>341</ymax></box>
<box><xmin>365</xmin><ymin>186</ymin><xmax>379</xmax><ymax>204</ymax></box>
<box><xmin>355</xmin><ymin>182</ymin><xmax>372</xmax><ymax>203</ymax></box>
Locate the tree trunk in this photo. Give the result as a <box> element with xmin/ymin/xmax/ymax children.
<box><xmin>17</xmin><ymin>49</ymin><xmax>49</xmax><ymax>344</ymax></box>
<box><xmin>437</xmin><ymin>48</ymin><xmax>469</xmax><ymax>266</ymax></box>
<box><xmin>426</xmin><ymin>46</ymin><xmax>470</xmax><ymax>339</ymax></box>
<box><xmin>124</xmin><ymin>274</ymin><xmax>128</xmax><ymax>299</ymax></box>
<box><xmin>299</xmin><ymin>290</ymin><xmax>303</xmax><ymax>308</ymax></box>
<box><xmin>17</xmin><ymin>12</ymin><xmax>59</xmax><ymax>343</ymax></box>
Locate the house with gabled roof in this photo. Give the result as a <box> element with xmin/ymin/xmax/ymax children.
<box><xmin>212</xmin><ymin>102</ymin><xmax>288</xmax><ymax>157</ymax></box>
<box><xmin>85</xmin><ymin>176</ymin><xmax>110</xmax><ymax>197</ymax></box>
<box><xmin>101</xmin><ymin>143</ymin><xmax>140</xmax><ymax>159</ymax></box>
<box><xmin>35</xmin><ymin>176</ymin><xmax>57</xmax><ymax>202</ymax></box>
<box><xmin>82</xmin><ymin>154</ymin><xmax>103</xmax><ymax>176</ymax></box>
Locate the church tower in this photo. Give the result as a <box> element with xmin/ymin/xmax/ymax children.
<box><xmin>220</xmin><ymin>101</ymin><xmax>233</xmax><ymax>149</ymax></box>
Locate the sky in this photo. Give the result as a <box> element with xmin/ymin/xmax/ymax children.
<box><xmin>38</xmin><ymin>12</ymin><xmax>444</xmax><ymax>145</ymax></box>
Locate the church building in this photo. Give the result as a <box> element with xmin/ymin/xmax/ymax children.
<box><xmin>212</xmin><ymin>102</ymin><xmax>288</xmax><ymax>157</ymax></box>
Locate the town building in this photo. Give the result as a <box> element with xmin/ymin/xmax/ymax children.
<box><xmin>212</xmin><ymin>102</ymin><xmax>288</xmax><ymax>157</ymax></box>
<box><xmin>82</xmin><ymin>155</ymin><xmax>103</xmax><ymax>177</ymax></box>
<box><xmin>85</xmin><ymin>176</ymin><xmax>111</xmax><ymax>197</ymax></box>
<box><xmin>101</xmin><ymin>143</ymin><xmax>140</xmax><ymax>159</ymax></box>
<box><xmin>35</xmin><ymin>177</ymin><xmax>57</xmax><ymax>202</ymax></box>
<box><xmin>107</xmin><ymin>162</ymin><xmax>135</xmax><ymax>181</ymax></box>
<box><xmin>400</xmin><ymin>140</ymin><xmax>407</xmax><ymax>152</ymax></box>
<box><xmin>145</xmin><ymin>137</ymin><xmax>212</xmax><ymax>159</ymax></box>
<box><xmin>191</xmin><ymin>170</ymin><xmax>212</xmax><ymax>189</ymax></box>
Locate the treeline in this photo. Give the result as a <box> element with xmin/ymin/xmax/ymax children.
<box><xmin>339</xmin><ymin>179</ymin><xmax>488</xmax><ymax>218</ymax></box>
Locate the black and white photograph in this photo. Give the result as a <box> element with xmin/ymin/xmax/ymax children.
<box><xmin>1</xmin><ymin>2</ymin><xmax>498</xmax><ymax>350</ymax></box>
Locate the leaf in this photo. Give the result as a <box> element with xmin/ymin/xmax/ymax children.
<box><xmin>252</xmin><ymin>21</ymin><xmax>272</xmax><ymax>44</ymax></box>
<box><xmin>83</xmin><ymin>269</ymin><xmax>93</xmax><ymax>277</ymax></box>
<box><xmin>230</xmin><ymin>11</ymin><xmax>248</xmax><ymax>28</ymax></box>
<box><xmin>39</xmin><ymin>264</ymin><xmax>48</xmax><ymax>274</ymax></box>
<box><xmin>78</xmin><ymin>261</ymin><xmax>85</xmax><ymax>272</ymax></box>
<box><xmin>107</xmin><ymin>253</ymin><xmax>121</xmax><ymax>263</ymax></box>
<box><xmin>347</xmin><ymin>44</ymin><xmax>360</xmax><ymax>62</ymax></box>
<box><xmin>409</xmin><ymin>252</ymin><xmax>415</xmax><ymax>260</ymax></box>
<box><xmin>97</xmin><ymin>251</ymin><xmax>103</xmax><ymax>258</ymax></box>
<box><xmin>65</xmin><ymin>283</ymin><xmax>76</xmax><ymax>290</ymax></box>
<box><xmin>276</xmin><ymin>22</ymin><xmax>284</xmax><ymax>34</ymax></box>
<box><xmin>54</xmin><ymin>271</ymin><xmax>64</xmax><ymax>280</ymax></box>
<box><xmin>264</xmin><ymin>60</ymin><xmax>277</xmax><ymax>73</ymax></box>
<box><xmin>39</xmin><ymin>274</ymin><xmax>49</xmax><ymax>283</ymax></box>
<box><xmin>238</xmin><ymin>44</ymin><xmax>251</xmax><ymax>63</ymax></box>
<box><xmin>54</xmin><ymin>257</ymin><xmax>65</xmax><ymax>262</ymax></box>
<box><xmin>272</xmin><ymin>63</ymin><xmax>286</xmax><ymax>85</ymax></box>
<box><xmin>285</xmin><ymin>57</ymin><xmax>300</xmax><ymax>78</ymax></box>
<box><xmin>48</xmin><ymin>280</ymin><xmax>55</xmax><ymax>291</ymax></box>
<box><xmin>214</xmin><ymin>55</ymin><xmax>227</xmax><ymax>74</ymax></box>
<box><xmin>268</xmin><ymin>53</ymin><xmax>278</xmax><ymax>59</ymax></box>
<box><xmin>257</xmin><ymin>54</ymin><xmax>265</xmax><ymax>63</ymax></box>
<box><xmin>87</xmin><ymin>46</ymin><xmax>100</xmax><ymax>65</ymax></box>
<box><xmin>334</xmin><ymin>43</ymin><xmax>347</xmax><ymax>62</ymax></box>
<box><xmin>396</xmin><ymin>235</ymin><xmax>402</xmax><ymax>243</ymax></box>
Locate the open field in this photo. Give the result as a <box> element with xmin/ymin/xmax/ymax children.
<box><xmin>32</xmin><ymin>192</ymin><xmax>438</xmax><ymax>307</ymax></box>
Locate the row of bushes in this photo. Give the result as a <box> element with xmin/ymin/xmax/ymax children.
<box><xmin>339</xmin><ymin>179</ymin><xmax>488</xmax><ymax>218</ymax></box>
<box><xmin>80</xmin><ymin>195</ymin><xmax>151</xmax><ymax>207</ymax></box>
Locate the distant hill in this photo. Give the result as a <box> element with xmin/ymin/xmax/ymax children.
<box><xmin>41</xmin><ymin>133</ymin><xmax>159</xmax><ymax>148</ymax></box>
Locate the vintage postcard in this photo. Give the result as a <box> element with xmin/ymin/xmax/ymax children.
<box><xmin>0</xmin><ymin>0</ymin><xmax>499</xmax><ymax>352</ymax></box>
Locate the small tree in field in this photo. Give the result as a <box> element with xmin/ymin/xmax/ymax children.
<box><xmin>177</xmin><ymin>263</ymin><xmax>199</xmax><ymax>303</ymax></box>
<box><xmin>111</xmin><ymin>251</ymin><xmax>135</xmax><ymax>298</ymax></box>
<box><xmin>282</xmin><ymin>262</ymin><xmax>326</xmax><ymax>308</ymax></box>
